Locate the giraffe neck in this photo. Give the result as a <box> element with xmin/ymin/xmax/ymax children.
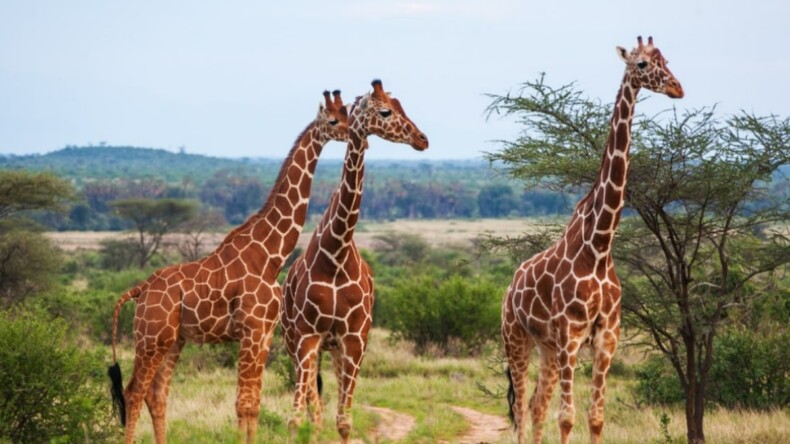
<box><xmin>314</xmin><ymin>126</ymin><xmax>368</xmax><ymax>259</ymax></box>
<box><xmin>583</xmin><ymin>74</ymin><xmax>639</xmax><ymax>254</ymax></box>
<box><xmin>217</xmin><ymin>123</ymin><xmax>327</xmax><ymax>268</ymax></box>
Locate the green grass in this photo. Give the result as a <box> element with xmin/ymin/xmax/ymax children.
<box><xmin>109</xmin><ymin>329</ymin><xmax>790</xmax><ymax>444</ymax></box>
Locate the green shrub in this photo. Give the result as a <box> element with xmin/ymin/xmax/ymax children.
<box><xmin>633</xmin><ymin>355</ymin><xmax>685</xmax><ymax>406</ymax></box>
<box><xmin>709</xmin><ymin>329</ymin><xmax>790</xmax><ymax>409</ymax></box>
<box><xmin>377</xmin><ymin>271</ymin><xmax>502</xmax><ymax>356</ymax></box>
<box><xmin>0</xmin><ymin>308</ymin><xmax>113</xmax><ymax>442</ymax></box>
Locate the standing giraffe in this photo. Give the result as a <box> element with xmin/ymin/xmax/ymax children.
<box><xmin>281</xmin><ymin>79</ymin><xmax>428</xmax><ymax>443</ymax></box>
<box><xmin>107</xmin><ymin>90</ymin><xmax>349</xmax><ymax>444</ymax></box>
<box><xmin>502</xmin><ymin>36</ymin><xmax>683</xmax><ymax>444</ymax></box>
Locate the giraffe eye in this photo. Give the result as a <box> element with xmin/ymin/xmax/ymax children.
<box><xmin>637</xmin><ymin>61</ymin><xmax>648</xmax><ymax>69</ymax></box>
<box><xmin>328</xmin><ymin>119</ymin><xmax>339</xmax><ymax>126</ymax></box>
<box><xmin>378</xmin><ymin>109</ymin><xmax>392</xmax><ymax>118</ymax></box>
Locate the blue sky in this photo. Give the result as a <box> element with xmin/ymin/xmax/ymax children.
<box><xmin>1</xmin><ymin>0</ymin><xmax>788</xmax><ymax>160</ymax></box>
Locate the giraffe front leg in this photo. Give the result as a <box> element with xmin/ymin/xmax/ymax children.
<box><xmin>335</xmin><ymin>335</ymin><xmax>367</xmax><ymax>444</ymax></box>
<box><xmin>144</xmin><ymin>337</ymin><xmax>185</xmax><ymax>444</ymax></box>
<box><xmin>288</xmin><ymin>333</ymin><xmax>321</xmax><ymax>437</ymax></box>
<box><xmin>588</xmin><ymin>323</ymin><xmax>619</xmax><ymax>444</ymax></box>
<box><xmin>235</xmin><ymin>328</ymin><xmax>275</xmax><ymax>444</ymax></box>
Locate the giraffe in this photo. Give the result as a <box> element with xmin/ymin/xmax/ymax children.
<box><xmin>501</xmin><ymin>36</ymin><xmax>683</xmax><ymax>444</ymax></box>
<box><xmin>281</xmin><ymin>79</ymin><xmax>428</xmax><ymax>443</ymax></box>
<box><xmin>107</xmin><ymin>90</ymin><xmax>349</xmax><ymax>444</ymax></box>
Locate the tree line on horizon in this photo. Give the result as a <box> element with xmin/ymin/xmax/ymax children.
<box><xmin>3</xmin><ymin>146</ymin><xmax>585</xmax><ymax>231</ymax></box>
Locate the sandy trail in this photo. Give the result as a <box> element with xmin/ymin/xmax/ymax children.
<box><xmin>343</xmin><ymin>405</ymin><xmax>415</xmax><ymax>444</ymax></box>
<box><xmin>445</xmin><ymin>406</ymin><xmax>509</xmax><ymax>444</ymax></box>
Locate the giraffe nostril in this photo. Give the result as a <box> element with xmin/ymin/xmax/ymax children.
<box><xmin>419</xmin><ymin>133</ymin><xmax>427</xmax><ymax>141</ymax></box>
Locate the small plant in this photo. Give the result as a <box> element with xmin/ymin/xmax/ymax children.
<box><xmin>657</xmin><ymin>412</ymin><xmax>672</xmax><ymax>444</ymax></box>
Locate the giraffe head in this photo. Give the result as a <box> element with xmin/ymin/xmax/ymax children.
<box><xmin>316</xmin><ymin>90</ymin><xmax>350</xmax><ymax>142</ymax></box>
<box><xmin>350</xmin><ymin>79</ymin><xmax>429</xmax><ymax>151</ymax></box>
<box><xmin>617</xmin><ymin>36</ymin><xmax>684</xmax><ymax>99</ymax></box>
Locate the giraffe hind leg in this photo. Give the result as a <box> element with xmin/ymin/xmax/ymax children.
<box><xmin>144</xmin><ymin>337</ymin><xmax>185</xmax><ymax>444</ymax></box>
<box><xmin>529</xmin><ymin>345</ymin><xmax>560</xmax><ymax>444</ymax></box>
<box><xmin>123</xmin><ymin>347</ymin><xmax>170</xmax><ymax>444</ymax></box>
<box><xmin>588</xmin><ymin>323</ymin><xmax>619</xmax><ymax>444</ymax></box>
<box><xmin>503</xmin><ymin>324</ymin><xmax>534</xmax><ymax>444</ymax></box>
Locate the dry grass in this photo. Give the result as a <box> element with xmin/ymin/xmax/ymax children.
<box><xmin>47</xmin><ymin>218</ymin><xmax>548</xmax><ymax>252</ymax></box>
<box><xmin>112</xmin><ymin>329</ymin><xmax>790</xmax><ymax>444</ymax></box>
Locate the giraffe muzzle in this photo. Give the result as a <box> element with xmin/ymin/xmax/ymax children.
<box><xmin>411</xmin><ymin>132</ymin><xmax>429</xmax><ymax>151</ymax></box>
<box><xmin>665</xmin><ymin>80</ymin><xmax>684</xmax><ymax>99</ymax></box>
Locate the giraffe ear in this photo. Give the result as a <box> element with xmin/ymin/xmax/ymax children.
<box><xmin>357</xmin><ymin>95</ymin><xmax>370</xmax><ymax>111</ymax></box>
<box><xmin>616</xmin><ymin>46</ymin><xmax>629</xmax><ymax>63</ymax></box>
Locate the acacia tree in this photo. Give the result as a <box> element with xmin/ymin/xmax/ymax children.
<box><xmin>110</xmin><ymin>198</ymin><xmax>197</xmax><ymax>268</ymax></box>
<box><xmin>0</xmin><ymin>171</ymin><xmax>73</xmax><ymax>306</ymax></box>
<box><xmin>175</xmin><ymin>207</ymin><xmax>226</xmax><ymax>261</ymax></box>
<box><xmin>484</xmin><ymin>75</ymin><xmax>790</xmax><ymax>443</ymax></box>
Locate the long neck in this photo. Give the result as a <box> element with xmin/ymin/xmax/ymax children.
<box><xmin>218</xmin><ymin>122</ymin><xmax>326</xmax><ymax>266</ymax></box>
<box><xmin>583</xmin><ymin>74</ymin><xmax>639</xmax><ymax>254</ymax></box>
<box><xmin>313</xmin><ymin>122</ymin><xmax>368</xmax><ymax>258</ymax></box>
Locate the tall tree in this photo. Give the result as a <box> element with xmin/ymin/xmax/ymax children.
<box><xmin>484</xmin><ymin>76</ymin><xmax>790</xmax><ymax>443</ymax></box>
<box><xmin>110</xmin><ymin>198</ymin><xmax>197</xmax><ymax>268</ymax></box>
<box><xmin>0</xmin><ymin>170</ymin><xmax>73</xmax><ymax>306</ymax></box>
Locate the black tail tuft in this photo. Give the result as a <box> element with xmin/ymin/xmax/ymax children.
<box><xmin>316</xmin><ymin>354</ymin><xmax>324</xmax><ymax>397</ymax></box>
<box><xmin>108</xmin><ymin>363</ymin><xmax>126</xmax><ymax>427</ymax></box>
<box><xmin>506</xmin><ymin>366</ymin><xmax>516</xmax><ymax>429</ymax></box>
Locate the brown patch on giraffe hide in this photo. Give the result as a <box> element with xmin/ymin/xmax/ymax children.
<box><xmin>596</xmin><ymin>208</ymin><xmax>614</xmax><ymax>231</ymax></box>
<box><xmin>595</xmin><ymin>258</ymin><xmax>609</xmax><ymax>281</ymax></box>
<box><xmin>565</xmin><ymin>300</ymin><xmax>587</xmax><ymax>320</ymax></box>
<box><xmin>606</xmin><ymin>156</ymin><xmax>627</xmax><ymax>187</ymax></box>
<box><xmin>604</xmin><ymin>181</ymin><xmax>622</xmax><ymax>210</ymax></box>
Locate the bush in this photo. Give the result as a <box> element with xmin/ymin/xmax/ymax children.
<box><xmin>709</xmin><ymin>329</ymin><xmax>790</xmax><ymax>409</ymax></box>
<box><xmin>377</xmin><ymin>271</ymin><xmax>502</xmax><ymax>356</ymax></box>
<box><xmin>634</xmin><ymin>329</ymin><xmax>790</xmax><ymax>409</ymax></box>
<box><xmin>0</xmin><ymin>308</ymin><xmax>113</xmax><ymax>442</ymax></box>
<box><xmin>633</xmin><ymin>355</ymin><xmax>685</xmax><ymax>406</ymax></box>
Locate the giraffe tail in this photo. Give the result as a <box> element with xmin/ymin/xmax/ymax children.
<box><xmin>506</xmin><ymin>366</ymin><xmax>516</xmax><ymax>429</ymax></box>
<box><xmin>316</xmin><ymin>352</ymin><xmax>324</xmax><ymax>397</ymax></box>
<box><xmin>107</xmin><ymin>284</ymin><xmax>142</xmax><ymax>427</ymax></box>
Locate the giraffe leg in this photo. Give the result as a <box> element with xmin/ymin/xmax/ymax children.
<box><xmin>236</xmin><ymin>327</ymin><xmax>275</xmax><ymax>444</ymax></box>
<box><xmin>588</xmin><ymin>325</ymin><xmax>619</xmax><ymax>444</ymax></box>
<box><xmin>503</xmin><ymin>322</ymin><xmax>534</xmax><ymax>444</ymax></box>
<box><xmin>307</xmin><ymin>350</ymin><xmax>324</xmax><ymax>428</ymax></box>
<box><xmin>556</xmin><ymin>320</ymin><xmax>585</xmax><ymax>444</ymax></box>
<box><xmin>123</xmin><ymin>345</ymin><xmax>170</xmax><ymax>444</ymax></box>
<box><xmin>529</xmin><ymin>345</ymin><xmax>560</xmax><ymax>444</ymax></box>
<box><xmin>144</xmin><ymin>336</ymin><xmax>185</xmax><ymax>444</ymax></box>
<box><xmin>289</xmin><ymin>333</ymin><xmax>321</xmax><ymax>435</ymax></box>
<box><xmin>335</xmin><ymin>335</ymin><xmax>366</xmax><ymax>444</ymax></box>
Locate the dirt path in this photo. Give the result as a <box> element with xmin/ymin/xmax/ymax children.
<box><xmin>345</xmin><ymin>405</ymin><xmax>416</xmax><ymax>444</ymax></box>
<box><xmin>447</xmin><ymin>406</ymin><xmax>508</xmax><ymax>444</ymax></box>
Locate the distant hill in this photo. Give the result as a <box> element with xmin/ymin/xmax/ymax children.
<box><xmin>0</xmin><ymin>145</ymin><xmax>500</xmax><ymax>187</ymax></box>
<box><xmin>0</xmin><ymin>146</ymin><xmax>262</xmax><ymax>185</ymax></box>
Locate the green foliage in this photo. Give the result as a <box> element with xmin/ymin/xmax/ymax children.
<box><xmin>0</xmin><ymin>308</ymin><xmax>113</xmax><ymax>442</ymax></box>
<box><xmin>98</xmin><ymin>238</ymin><xmax>139</xmax><ymax>270</ymax></box>
<box><xmin>0</xmin><ymin>225</ymin><xmax>62</xmax><ymax>307</ymax></box>
<box><xmin>709</xmin><ymin>329</ymin><xmax>790</xmax><ymax>410</ymax></box>
<box><xmin>378</xmin><ymin>272</ymin><xmax>502</xmax><ymax>355</ymax></box>
<box><xmin>0</xmin><ymin>170</ymin><xmax>73</xmax><ymax>220</ymax></box>
<box><xmin>634</xmin><ymin>355</ymin><xmax>685</xmax><ymax>406</ymax></box>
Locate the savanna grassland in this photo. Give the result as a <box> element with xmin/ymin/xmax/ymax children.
<box><xmin>46</xmin><ymin>219</ymin><xmax>790</xmax><ymax>444</ymax></box>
